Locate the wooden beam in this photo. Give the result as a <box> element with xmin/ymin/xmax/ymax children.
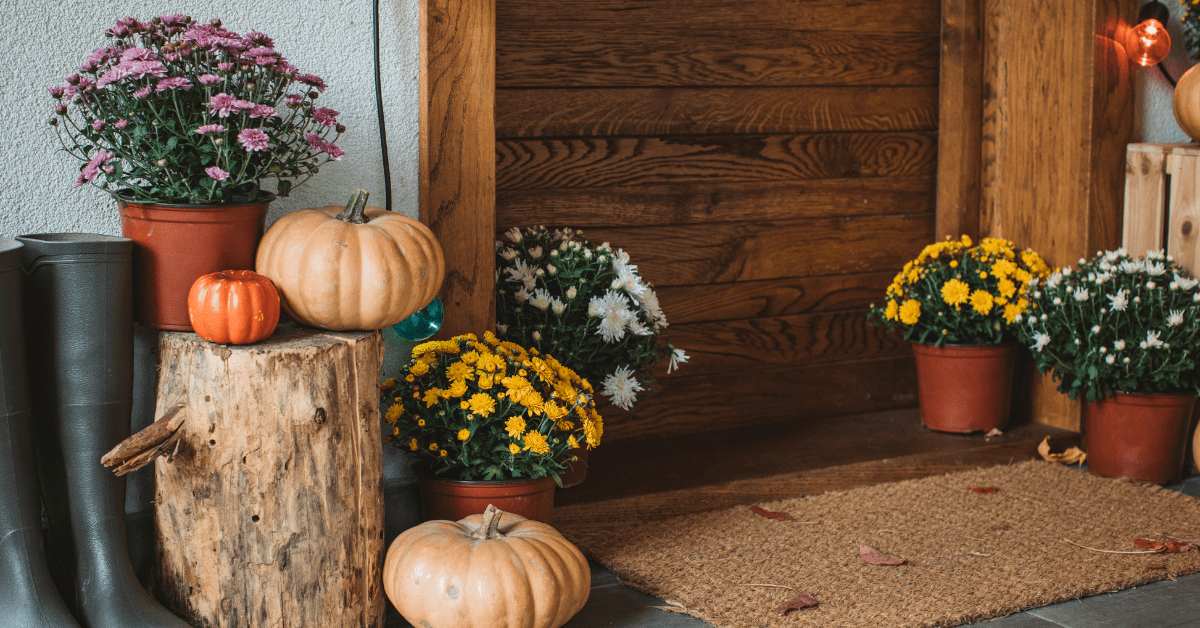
<box><xmin>936</xmin><ymin>0</ymin><xmax>983</xmax><ymax>241</ymax></box>
<box><xmin>419</xmin><ymin>0</ymin><xmax>496</xmax><ymax>337</ymax></box>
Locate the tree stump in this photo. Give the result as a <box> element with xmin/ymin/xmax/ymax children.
<box><xmin>152</xmin><ymin>321</ymin><xmax>385</xmax><ymax>628</ymax></box>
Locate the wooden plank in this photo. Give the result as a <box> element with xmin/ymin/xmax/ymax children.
<box><xmin>667</xmin><ymin>311</ymin><xmax>909</xmax><ymax>376</ymax></box>
<box><xmin>1122</xmin><ymin>147</ymin><xmax>1167</xmax><ymax>257</ymax></box>
<box><xmin>656</xmin><ymin>272</ymin><xmax>893</xmax><ymax>325</ymax></box>
<box><xmin>1167</xmin><ymin>151</ymin><xmax>1200</xmax><ymax>274</ymax></box>
<box><xmin>496</xmin><ymin>29</ymin><xmax>940</xmax><ymax>88</ymax></box>
<box><xmin>496</xmin><ymin>133</ymin><xmax>937</xmax><ymax>190</ymax></box>
<box><xmin>579</xmin><ymin>213</ymin><xmax>935</xmax><ymax>286</ymax></box>
<box><xmin>936</xmin><ymin>0</ymin><xmax>983</xmax><ymax>241</ymax></box>
<box><xmin>1088</xmin><ymin>8</ymin><xmax>1137</xmax><ymax>261</ymax></box>
<box><xmin>599</xmin><ymin>356</ymin><xmax>920</xmax><ymax>443</ymax></box>
<box><xmin>495</xmin><ymin>87</ymin><xmax>938</xmax><ymax>138</ymax></box>
<box><xmin>419</xmin><ymin>0</ymin><xmax>496</xmax><ymax>337</ymax></box>
<box><xmin>497</xmin><ymin>178</ymin><xmax>935</xmax><ymax>229</ymax></box>
<box><xmin>497</xmin><ymin>0</ymin><xmax>941</xmax><ymax>33</ymax></box>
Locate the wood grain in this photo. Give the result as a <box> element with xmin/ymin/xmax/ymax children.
<box><xmin>420</xmin><ymin>0</ymin><xmax>496</xmax><ymax>337</ymax></box>
<box><xmin>496</xmin><ymin>178</ymin><xmax>935</xmax><ymax>229</ymax></box>
<box><xmin>1123</xmin><ymin>146</ymin><xmax>1169</xmax><ymax>256</ymax></box>
<box><xmin>153</xmin><ymin>323</ymin><xmax>385</xmax><ymax>628</ymax></box>
<box><xmin>578</xmin><ymin>213</ymin><xmax>935</xmax><ymax>286</ymax></box>
<box><xmin>495</xmin><ymin>87</ymin><xmax>938</xmax><ymax>138</ymax></box>
<box><xmin>599</xmin><ymin>356</ymin><xmax>920</xmax><ymax>443</ymax></box>
<box><xmin>497</xmin><ymin>28</ymin><xmax>940</xmax><ymax>88</ymax></box>
<box><xmin>1167</xmin><ymin>150</ymin><xmax>1200</xmax><ymax>274</ymax></box>
<box><xmin>656</xmin><ymin>272</ymin><xmax>893</xmax><ymax>325</ymax></box>
<box><xmin>936</xmin><ymin>0</ymin><xmax>983</xmax><ymax>241</ymax></box>
<box><xmin>497</xmin><ymin>133</ymin><xmax>937</xmax><ymax>190</ymax></box>
<box><xmin>497</xmin><ymin>0</ymin><xmax>940</xmax><ymax>33</ymax></box>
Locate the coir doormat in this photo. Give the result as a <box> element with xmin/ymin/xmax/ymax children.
<box><xmin>557</xmin><ymin>461</ymin><xmax>1200</xmax><ymax>628</ymax></box>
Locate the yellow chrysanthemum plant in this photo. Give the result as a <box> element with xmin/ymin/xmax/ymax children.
<box><xmin>380</xmin><ymin>332</ymin><xmax>602</xmax><ymax>483</ymax></box>
<box><xmin>868</xmin><ymin>235</ymin><xmax>1052</xmax><ymax>346</ymax></box>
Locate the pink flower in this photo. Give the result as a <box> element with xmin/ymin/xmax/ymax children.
<box><xmin>132</xmin><ymin>86</ymin><xmax>152</xmax><ymax>99</ymax></box>
<box><xmin>208</xmin><ymin>93</ymin><xmax>238</xmax><ymax>117</ymax></box>
<box><xmin>127</xmin><ymin>60</ymin><xmax>167</xmax><ymax>79</ymax></box>
<box><xmin>96</xmin><ymin>64</ymin><xmax>131</xmax><ymax>87</ymax></box>
<box><xmin>311</xmin><ymin>107</ymin><xmax>339</xmax><ymax>127</ymax></box>
<box><xmin>80</xmin><ymin>47</ymin><xmax>115</xmax><ymax>72</ymax></box>
<box><xmin>195</xmin><ymin>124</ymin><xmax>226</xmax><ymax>135</ymax></box>
<box><xmin>47</xmin><ymin>86</ymin><xmax>65</xmax><ymax>99</ymax></box>
<box><xmin>324</xmin><ymin>141</ymin><xmax>344</xmax><ymax>160</ymax></box>
<box><xmin>75</xmin><ymin>151</ymin><xmax>115</xmax><ymax>187</ymax></box>
<box><xmin>54</xmin><ymin>104</ymin><xmax>67</xmax><ymax>115</ymax></box>
<box><xmin>238</xmin><ymin>128</ymin><xmax>269</xmax><ymax>152</ymax></box>
<box><xmin>285</xmin><ymin>94</ymin><xmax>304</xmax><ymax>107</ymax></box>
<box><xmin>305</xmin><ymin>133</ymin><xmax>343</xmax><ymax>160</ymax></box>
<box><xmin>120</xmin><ymin>48</ymin><xmax>156</xmax><ymax>62</ymax></box>
<box><xmin>198</xmin><ymin>74</ymin><xmax>223</xmax><ymax>85</ymax></box>
<box><xmin>115</xmin><ymin>119</ymin><xmax>128</xmax><ymax>130</ymax></box>
<box><xmin>155</xmin><ymin>77</ymin><xmax>192</xmax><ymax>92</ymax></box>
<box><xmin>92</xmin><ymin>120</ymin><xmax>105</xmax><ymax>131</ymax></box>
<box><xmin>249</xmin><ymin>104</ymin><xmax>277</xmax><ymax>119</ymax></box>
<box><xmin>217</xmin><ymin>62</ymin><xmax>235</xmax><ymax>71</ymax></box>
<box><xmin>244</xmin><ymin>30</ymin><xmax>275</xmax><ymax>48</ymax></box>
<box><xmin>158</xmin><ymin>14</ymin><xmax>188</xmax><ymax>26</ymax></box>
<box><xmin>205</xmin><ymin>166</ymin><xmax>229</xmax><ymax>182</ymax></box>
<box><xmin>296</xmin><ymin>74</ymin><xmax>326</xmax><ymax>92</ymax></box>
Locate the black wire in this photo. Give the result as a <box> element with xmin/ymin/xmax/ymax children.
<box><xmin>1157</xmin><ymin>61</ymin><xmax>1178</xmax><ymax>88</ymax></box>
<box><xmin>373</xmin><ymin>0</ymin><xmax>393</xmax><ymax>212</ymax></box>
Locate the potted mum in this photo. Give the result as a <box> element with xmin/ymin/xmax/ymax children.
<box><xmin>1020</xmin><ymin>249</ymin><xmax>1200</xmax><ymax>484</ymax></box>
<box><xmin>47</xmin><ymin>15</ymin><xmax>345</xmax><ymax>331</ymax></box>
<box><xmin>869</xmin><ymin>235</ymin><xmax>1051</xmax><ymax>433</ymax></box>
<box><xmin>494</xmin><ymin>226</ymin><xmax>687</xmax><ymax>485</ymax></box>
<box><xmin>381</xmin><ymin>332</ymin><xmax>602</xmax><ymax>523</ymax></box>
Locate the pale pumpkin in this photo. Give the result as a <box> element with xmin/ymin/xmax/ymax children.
<box><xmin>1174</xmin><ymin>64</ymin><xmax>1200</xmax><ymax>143</ymax></box>
<box><xmin>255</xmin><ymin>190</ymin><xmax>445</xmax><ymax>331</ymax></box>
<box><xmin>384</xmin><ymin>505</ymin><xmax>590</xmax><ymax>628</ymax></box>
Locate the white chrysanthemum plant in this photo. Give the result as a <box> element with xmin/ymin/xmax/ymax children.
<box><xmin>495</xmin><ymin>226</ymin><xmax>687</xmax><ymax>418</ymax></box>
<box><xmin>1020</xmin><ymin>248</ymin><xmax>1200</xmax><ymax>403</ymax></box>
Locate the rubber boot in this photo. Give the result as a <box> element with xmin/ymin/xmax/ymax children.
<box><xmin>16</xmin><ymin>234</ymin><xmax>187</xmax><ymax>628</ymax></box>
<box><xmin>0</xmin><ymin>237</ymin><xmax>80</xmax><ymax>627</ymax></box>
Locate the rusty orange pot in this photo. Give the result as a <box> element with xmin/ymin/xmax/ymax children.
<box><xmin>118</xmin><ymin>193</ymin><xmax>272</xmax><ymax>331</ymax></box>
<box><xmin>911</xmin><ymin>342</ymin><xmax>1017</xmax><ymax>433</ymax></box>
<box><xmin>1085</xmin><ymin>392</ymin><xmax>1196</xmax><ymax>484</ymax></box>
<box><xmin>417</xmin><ymin>473</ymin><xmax>555</xmax><ymax>524</ymax></box>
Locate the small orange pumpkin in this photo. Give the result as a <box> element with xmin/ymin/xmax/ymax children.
<box><xmin>1174</xmin><ymin>64</ymin><xmax>1200</xmax><ymax>142</ymax></box>
<box><xmin>187</xmin><ymin>270</ymin><xmax>280</xmax><ymax>345</ymax></box>
<box><xmin>255</xmin><ymin>189</ymin><xmax>445</xmax><ymax>331</ymax></box>
<box><xmin>384</xmin><ymin>505</ymin><xmax>590</xmax><ymax>628</ymax></box>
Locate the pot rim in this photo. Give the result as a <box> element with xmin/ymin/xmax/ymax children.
<box><xmin>112</xmin><ymin>189</ymin><xmax>276</xmax><ymax>208</ymax></box>
<box><xmin>912</xmin><ymin>340</ymin><xmax>1020</xmax><ymax>349</ymax></box>
<box><xmin>414</xmin><ymin>464</ymin><xmax>557</xmax><ymax>487</ymax></box>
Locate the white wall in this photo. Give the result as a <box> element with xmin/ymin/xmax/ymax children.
<box><xmin>0</xmin><ymin>0</ymin><xmax>421</xmax><ymax>239</ymax></box>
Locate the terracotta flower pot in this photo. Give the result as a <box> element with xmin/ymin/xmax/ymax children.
<box><xmin>1086</xmin><ymin>392</ymin><xmax>1196</xmax><ymax>484</ymax></box>
<box><xmin>911</xmin><ymin>342</ymin><xmax>1017</xmax><ymax>433</ymax></box>
<box><xmin>417</xmin><ymin>473</ymin><xmax>555</xmax><ymax>524</ymax></box>
<box><xmin>558</xmin><ymin>446</ymin><xmax>590</xmax><ymax>489</ymax></box>
<box><xmin>117</xmin><ymin>193</ymin><xmax>273</xmax><ymax>331</ymax></box>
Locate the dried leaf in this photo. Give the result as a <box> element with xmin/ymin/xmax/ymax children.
<box><xmin>985</xmin><ymin>428</ymin><xmax>1003</xmax><ymax>438</ymax></box>
<box><xmin>969</xmin><ymin>486</ymin><xmax>999</xmax><ymax>494</ymax></box>
<box><xmin>859</xmin><ymin>544</ymin><xmax>906</xmax><ymax>565</ymax></box>
<box><xmin>1037</xmin><ymin>436</ymin><xmax>1087</xmax><ymax>465</ymax></box>
<box><xmin>750</xmin><ymin>505</ymin><xmax>792</xmax><ymax>521</ymax></box>
<box><xmin>1134</xmin><ymin>539</ymin><xmax>1195</xmax><ymax>553</ymax></box>
<box><xmin>776</xmin><ymin>592</ymin><xmax>818</xmax><ymax>615</ymax></box>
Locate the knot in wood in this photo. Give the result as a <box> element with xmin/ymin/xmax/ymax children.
<box><xmin>315</xmin><ymin>407</ymin><xmax>327</xmax><ymax>424</ymax></box>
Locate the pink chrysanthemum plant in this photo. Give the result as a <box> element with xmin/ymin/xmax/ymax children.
<box><xmin>46</xmin><ymin>15</ymin><xmax>345</xmax><ymax>204</ymax></box>
<box><xmin>380</xmin><ymin>332</ymin><xmax>603</xmax><ymax>483</ymax></box>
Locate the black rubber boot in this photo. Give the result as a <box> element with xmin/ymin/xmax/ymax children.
<box><xmin>0</xmin><ymin>237</ymin><xmax>80</xmax><ymax>627</ymax></box>
<box><xmin>16</xmin><ymin>234</ymin><xmax>187</xmax><ymax>628</ymax></box>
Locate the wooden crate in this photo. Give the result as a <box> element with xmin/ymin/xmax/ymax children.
<box><xmin>1123</xmin><ymin>143</ymin><xmax>1200</xmax><ymax>270</ymax></box>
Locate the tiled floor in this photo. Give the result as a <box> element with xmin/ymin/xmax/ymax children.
<box><xmin>386</xmin><ymin>472</ymin><xmax>1200</xmax><ymax>628</ymax></box>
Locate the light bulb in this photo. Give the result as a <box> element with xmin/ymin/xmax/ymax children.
<box><xmin>1125</xmin><ymin>18</ymin><xmax>1171</xmax><ymax>67</ymax></box>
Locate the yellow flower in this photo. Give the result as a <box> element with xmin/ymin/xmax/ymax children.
<box><xmin>478</xmin><ymin>373</ymin><xmax>494</xmax><ymax>389</ymax></box>
<box><xmin>404</xmin><ymin>374</ymin><xmax>415</xmax><ymax>383</ymax></box>
<box><xmin>992</xmin><ymin>259</ymin><xmax>1017</xmax><ymax>278</ymax></box>
<box><xmin>582</xmin><ymin>418</ymin><xmax>602</xmax><ymax>449</ymax></box>
<box><xmin>384</xmin><ymin>403</ymin><xmax>402</xmax><ymax>423</ymax></box>
<box><xmin>899</xmin><ymin>299</ymin><xmax>921</xmax><ymax>325</ymax></box>
<box><xmin>557</xmin><ymin>419</ymin><xmax>575</xmax><ymax>431</ymax></box>
<box><xmin>457</xmin><ymin>428</ymin><xmax>471</xmax><ymax>441</ymax></box>
<box><xmin>544</xmin><ymin>401</ymin><xmax>568</xmax><ymax>421</ymax></box>
<box><xmin>978</xmin><ymin>270</ymin><xmax>988</xmax><ymax>279</ymax></box>
<box><xmin>460</xmin><ymin>400</ymin><xmax>470</xmax><ymax>410</ymax></box>
<box><xmin>411</xmin><ymin>341</ymin><xmax>440</xmax><ymax>358</ymax></box>
<box><xmin>520</xmin><ymin>390</ymin><xmax>545</xmax><ymax>415</ymax></box>
<box><xmin>970</xmin><ymin>289</ymin><xmax>994</xmax><ymax>315</ymax></box>
<box><xmin>422</xmin><ymin>388</ymin><xmax>443</xmax><ymax>408</ymax></box>
<box><xmin>445</xmin><ymin>361</ymin><xmax>475</xmax><ymax>382</ymax></box>
<box><xmin>508</xmin><ymin>443</ymin><xmax>521</xmax><ymax>455</ymax></box>
<box><xmin>461</xmin><ymin>351</ymin><xmax>479</xmax><ymax>365</ymax></box>
<box><xmin>439</xmin><ymin>449</ymin><xmax>448</xmax><ymax>457</ymax></box>
<box><xmin>409</xmin><ymin>361</ymin><xmax>430</xmax><ymax>377</ymax></box>
<box><xmin>1014</xmin><ymin>268</ymin><xmax>1032</xmax><ymax>284</ymax></box>
<box><xmin>380</xmin><ymin>378</ymin><xmax>396</xmax><ymax>392</ymax></box>
<box><xmin>429</xmin><ymin>442</ymin><xmax>438</xmax><ymax>451</ymax></box>
<box><xmin>468</xmin><ymin>393</ymin><xmax>496</xmax><ymax>417</ymax></box>
<box><xmin>568</xmin><ymin>435</ymin><xmax>580</xmax><ymax>449</ymax></box>
<box><xmin>884</xmin><ymin>300</ymin><xmax>899</xmax><ymax>321</ymax></box>
<box><xmin>997</xmin><ymin>278</ymin><xmax>1016</xmax><ymax>298</ymax></box>
<box><xmin>484</xmin><ymin>330</ymin><xmax>501</xmax><ymax>345</ymax></box>
<box><xmin>502</xmin><ymin>375</ymin><xmax>531</xmax><ymax>392</ymax></box>
<box><xmin>409</xmin><ymin>438</ymin><xmax>418</xmax><ymax>451</ymax></box>
<box><xmin>960</xmin><ymin>234</ymin><xmax>972</xmax><ymax>246</ymax></box>
<box><xmin>505</xmin><ymin>416</ymin><xmax>526</xmax><ymax>438</ymax></box>
<box><xmin>949</xmin><ymin>260</ymin><xmax>958</xmax><ymax>268</ymax></box>
<box><xmin>446</xmin><ymin>380</ymin><xmax>468</xmax><ymax>398</ymax></box>
<box><xmin>417</xmin><ymin>418</ymin><xmax>425</xmax><ymax>427</ymax></box>
<box><xmin>941</xmin><ymin>279</ymin><xmax>970</xmax><ymax>305</ymax></box>
<box><xmin>522</xmin><ymin>430</ymin><xmax>550</xmax><ymax>455</ymax></box>
<box><xmin>1021</xmin><ymin>250</ymin><xmax>1050</xmax><ymax>276</ymax></box>
<box><xmin>1003</xmin><ymin>302</ymin><xmax>1023</xmax><ymax>324</ymax></box>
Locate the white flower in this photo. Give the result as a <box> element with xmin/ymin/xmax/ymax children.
<box><xmin>514</xmin><ymin>287</ymin><xmax>530</xmax><ymax>302</ymax></box>
<box><xmin>500</xmin><ymin>248</ymin><xmax>518</xmax><ymax>261</ymax></box>
<box><xmin>590</xmin><ymin>291</ymin><xmax>634</xmax><ymax>342</ymax></box>
<box><xmin>583</xmin><ymin>249</ymin><xmax>593</xmax><ymax>260</ymax></box>
<box><xmin>1147</xmin><ymin>281</ymin><xmax>1156</xmax><ymax>289</ymax></box>
<box><xmin>640</xmin><ymin>289</ymin><xmax>667</xmax><ymax>329</ymax></box>
<box><xmin>1120</xmin><ymin>260</ymin><xmax>1143</xmax><ymax>274</ymax></box>
<box><xmin>1072</xmin><ymin>288</ymin><xmax>1089</xmax><ymax>302</ymax></box>
<box><xmin>1032</xmin><ymin>333</ymin><xmax>1051</xmax><ymax>352</ymax></box>
<box><xmin>550</xmin><ymin>249</ymin><xmax>558</xmax><ymax>257</ymax></box>
<box><xmin>667</xmin><ymin>348</ymin><xmax>689</xmax><ymax>373</ymax></box>
<box><xmin>1106</xmin><ymin>289</ymin><xmax>1128</xmax><ymax>311</ymax></box>
<box><xmin>505</xmin><ymin>227</ymin><xmax>523</xmax><ymax>243</ymax></box>
<box><xmin>531</xmin><ymin>330</ymin><xmax>541</xmax><ymax>341</ymax></box>
<box><xmin>550</xmin><ymin>298</ymin><xmax>566</xmax><ymax>315</ymax></box>
<box><xmin>1171</xmin><ymin>282</ymin><xmax>1179</xmax><ymax>290</ymax></box>
<box><xmin>601</xmin><ymin>366</ymin><xmax>644</xmax><ymax>411</ymax></box>
<box><xmin>1168</xmin><ymin>309</ymin><xmax>1185</xmax><ymax>327</ymax></box>
<box><xmin>1095</xmin><ymin>272</ymin><xmax>1110</xmax><ymax>284</ymax></box>
<box><xmin>522</xmin><ymin>276</ymin><xmax>536</xmax><ymax>291</ymax></box>
<box><xmin>528</xmin><ymin>246</ymin><xmax>543</xmax><ymax>259</ymax></box>
<box><xmin>1047</xmin><ymin>272</ymin><xmax>1063</xmax><ymax>288</ymax></box>
<box><xmin>1175</xmin><ymin>273</ymin><xmax>1200</xmax><ymax>290</ymax></box>
<box><xmin>1053</xmin><ymin>297</ymin><xmax>1062</xmax><ymax>305</ymax></box>
<box><xmin>559</xmin><ymin>241</ymin><xmax>568</xmax><ymax>251</ymax></box>
<box><xmin>530</xmin><ymin>288</ymin><xmax>551</xmax><ymax>311</ymax></box>
<box><xmin>1124</xmin><ymin>357</ymin><xmax>1131</xmax><ymax>363</ymax></box>
<box><xmin>1147</xmin><ymin>248</ymin><xmax>1165</xmax><ymax>260</ymax></box>
<box><xmin>1100</xmin><ymin>346</ymin><xmax>1107</xmax><ymax>353</ymax></box>
<box><xmin>627</xmin><ymin>318</ymin><xmax>652</xmax><ymax>336</ymax></box>
<box><xmin>504</xmin><ymin>258</ymin><xmax>535</xmax><ymax>285</ymax></box>
<box><xmin>1114</xmin><ymin>340</ymin><xmax>1125</xmax><ymax>350</ymax></box>
<box><xmin>1195</xmin><ymin>293</ymin><xmax>1200</xmax><ymax>302</ymax></box>
<box><xmin>1106</xmin><ymin>355</ymin><xmax>1115</xmax><ymax>364</ymax></box>
<box><xmin>567</xmin><ymin>286</ymin><xmax>578</xmax><ymax>300</ymax></box>
<box><xmin>1105</xmin><ymin>248</ymin><xmax>1126</xmax><ymax>261</ymax></box>
<box><xmin>547</xmin><ymin>264</ymin><xmax>557</xmax><ymax>275</ymax></box>
<box><xmin>1146</xmin><ymin>262</ymin><xmax>1167</xmax><ymax>277</ymax></box>
<box><xmin>496</xmin><ymin>323</ymin><xmax>508</xmax><ymax>334</ymax></box>
<box><xmin>1091</xmin><ymin>325</ymin><xmax>1101</xmax><ymax>334</ymax></box>
<box><xmin>1145</xmin><ymin>330</ymin><xmax>1164</xmax><ymax>348</ymax></box>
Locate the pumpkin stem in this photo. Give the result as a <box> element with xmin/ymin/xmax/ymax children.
<box><xmin>334</xmin><ymin>189</ymin><xmax>370</xmax><ymax>224</ymax></box>
<box><xmin>471</xmin><ymin>504</ymin><xmax>506</xmax><ymax>540</ymax></box>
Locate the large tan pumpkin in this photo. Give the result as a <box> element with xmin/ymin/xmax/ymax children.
<box><xmin>1173</xmin><ymin>64</ymin><xmax>1200</xmax><ymax>143</ymax></box>
<box><xmin>384</xmin><ymin>505</ymin><xmax>590</xmax><ymax>628</ymax></box>
<box><xmin>256</xmin><ymin>190</ymin><xmax>444</xmax><ymax>331</ymax></box>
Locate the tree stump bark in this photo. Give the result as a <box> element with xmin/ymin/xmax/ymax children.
<box><xmin>152</xmin><ymin>321</ymin><xmax>385</xmax><ymax>628</ymax></box>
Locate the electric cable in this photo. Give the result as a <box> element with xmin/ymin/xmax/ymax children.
<box><xmin>373</xmin><ymin>0</ymin><xmax>393</xmax><ymax>212</ymax></box>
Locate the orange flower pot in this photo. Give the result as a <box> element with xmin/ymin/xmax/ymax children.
<box><xmin>911</xmin><ymin>343</ymin><xmax>1017</xmax><ymax>433</ymax></box>
<box><xmin>417</xmin><ymin>473</ymin><xmax>555</xmax><ymax>524</ymax></box>
<box><xmin>1086</xmin><ymin>392</ymin><xmax>1196</xmax><ymax>484</ymax></box>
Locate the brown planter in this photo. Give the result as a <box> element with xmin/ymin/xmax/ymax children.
<box><xmin>911</xmin><ymin>342</ymin><xmax>1017</xmax><ymax>433</ymax></box>
<box><xmin>558</xmin><ymin>446</ymin><xmax>590</xmax><ymax>488</ymax></box>
<box><xmin>418</xmin><ymin>473</ymin><xmax>555</xmax><ymax>524</ymax></box>
<box><xmin>1086</xmin><ymin>392</ymin><xmax>1196</xmax><ymax>484</ymax></box>
<box><xmin>118</xmin><ymin>194</ymin><xmax>272</xmax><ymax>331</ymax></box>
